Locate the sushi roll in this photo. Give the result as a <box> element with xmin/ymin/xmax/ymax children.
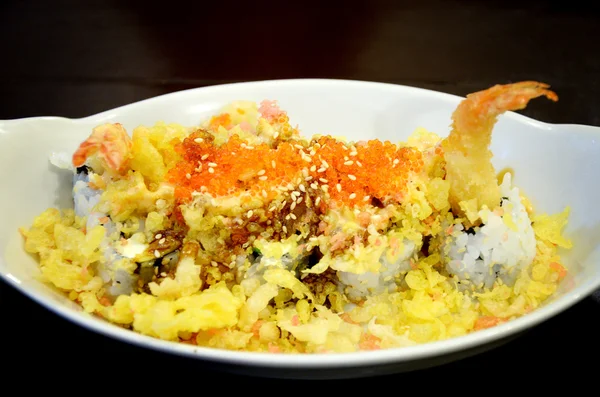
<box><xmin>441</xmin><ymin>172</ymin><xmax>536</xmax><ymax>290</ymax></box>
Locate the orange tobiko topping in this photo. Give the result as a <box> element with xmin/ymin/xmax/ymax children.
<box><xmin>168</xmin><ymin>131</ymin><xmax>305</xmax><ymax>202</ymax></box>
<box><xmin>307</xmin><ymin>136</ymin><xmax>424</xmax><ymax>207</ymax></box>
<box><xmin>167</xmin><ymin>130</ymin><xmax>424</xmax><ymax>207</ymax></box>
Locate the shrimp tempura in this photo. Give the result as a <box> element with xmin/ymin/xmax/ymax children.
<box><xmin>442</xmin><ymin>81</ymin><xmax>558</xmax><ymax>221</ymax></box>
<box><xmin>72</xmin><ymin>123</ymin><xmax>133</xmax><ymax>175</ymax></box>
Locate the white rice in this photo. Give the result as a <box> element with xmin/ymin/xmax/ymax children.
<box><xmin>338</xmin><ymin>238</ymin><xmax>417</xmax><ymax>300</ymax></box>
<box><xmin>442</xmin><ymin>173</ymin><xmax>536</xmax><ymax>289</ymax></box>
<box><xmin>70</xmin><ymin>167</ymin><xmax>137</xmax><ymax>297</ymax></box>
<box><xmin>49</xmin><ymin>151</ymin><xmax>74</xmax><ymax>171</ymax></box>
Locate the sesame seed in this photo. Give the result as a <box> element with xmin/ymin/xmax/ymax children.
<box><xmin>273</xmin><ymin>131</ymin><xmax>279</xmax><ymax>139</ymax></box>
<box><xmin>155</xmin><ymin>234</ymin><xmax>162</xmax><ymax>239</ymax></box>
<box><xmin>393</xmin><ymin>159</ymin><xmax>400</xmax><ymax>165</ymax></box>
<box><xmin>344</xmin><ymin>160</ymin><xmax>353</xmax><ymax>166</ymax></box>
<box><xmin>292</xmin><ymin>191</ymin><xmax>301</xmax><ymax>197</ymax></box>
<box><xmin>247</xmin><ymin>210</ymin><xmax>253</xmax><ymax>218</ymax></box>
<box><xmin>211</xmin><ymin>261</ymin><xmax>218</xmax><ymax>267</ymax></box>
<box><xmin>344</xmin><ymin>156</ymin><xmax>349</xmax><ymax>161</ymax></box>
<box><xmin>310</xmin><ymin>165</ymin><xmax>316</xmax><ymax>172</ymax></box>
<box><xmin>310</xmin><ymin>149</ymin><xmax>316</xmax><ymax>156</ymax></box>
<box><xmin>282</xmin><ymin>226</ymin><xmax>288</xmax><ymax>234</ymax></box>
<box><xmin>310</xmin><ymin>183</ymin><xmax>318</xmax><ymax>189</ymax></box>
<box><xmin>301</xmin><ymin>168</ymin><xmax>308</xmax><ymax>177</ymax></box>
<box><xmin>297</xmin><ymin>196</ymin><xmax>303</xmax><ymax>204</ymax></box>
<box><xmin>321</xmin><ymin>185</ymin><xmax>329</xmax><ymax>192</ymax></box>
<box><xmin>287</xmin><ymin>183</ymin><xmax>294</xmax><ymax>190</ymax></box>
<box><xmin>160</xmin><ymin>272</ymin><xmax>167</xmax><ymax>277</ymax></box>
<box><xmin>259</xmin><ymin>176</ymin><xmax>268</xmax><ymax>181</ymax></box>
<box><xmin>315</xmin><ymin>197</ymin><xmax>321</xmax><ymax>206</ymax></box>
<box><xmin>319</xmin><ymin>178</ymin><xmax>328</xmax><ymax>183</ymax></box>
<box><xmin>194</xmin><ymin>137</ymin><xmax>204</xmax><ymax>143</ymax></box>
<box><xmin>262</xmin><ymin>189</ymin><xmax>268</xmax><ymax>198</ymax></box>
<box><xmin>271</xmin><ymin>160</ymin><xmax>276</xmax><ymax>168</ymax></box>
<box><xmin>201</xmin><ymin>154</ymin><xmax>209</xmax><ymax>160</ymax></box>
<box><xmin>349</xmin><ymin>193</ymin><xmax>357</xmax><ymax>199</ymax></box>
<box><xmin>299</xmin><ymin>184</ymin><xmax>306</xmax><ymax>192</ymax></box>
<box><xmin>363</xmin><ymin>195</ymin><xmax>371</xmax><ymax>201</ymax></box>
<box><xmin>159</xmin><ymin>238</ymin><xmax>166</xmax><ymax>244</ymax></box>
<box><xmin>246</xmin><ymin>145</ymin><xmax>255</xmax><ymax>149</ymax></box>
<box><xmin>154</xmin><ymin>250</ymin><xmax>160</xmax><ymax>258</ymax></box>
<box><xmin>290</xmin><ymin>201</ymin><xmax>297</xmax><ymax>210</ymax></box>
<box><xmin>336</xmin><ymin>183</ymin><xmax>342</xmax><ymax>192</ymax></box>
<box><xmin>257</xmin><ymin>169</ymin><xmax>266</xmax><ymax>176</ymax></box>
<box><xmin>290</xmin><ymin>213</ymin><xmax>297</xmax><ymax>220</ymax></box>
<box><xmin>348</xmin><ymin>174</ymin><xmax>357</xmax><ymax>181</ymax></box>
<box><xmin>294</xmin><ymin>144</ymin><xmax>304</xmax><ymax>150</ymax></box>
<box><xmin>268</xmin><ymin>206</ymin><xmax>276</xmax><ymax>212</ymax></box>
<box><xmin>305</xmin><ymin>176</ymin><xmax>313</xmax><ymax>181</ymax></box>
<box><xmin>317</xmin><ymin>167</ymin><xmax>326</xmax><ymax>173</ymax></box>
<box><xmin>350</xmin><ymin>151</ymin><xmax>357</xmax><ymax>157</ymax></box>
<box><xmin>321</xmin><ymin>160</ymin><xmax>329</xmax><ymax>168</ymax></box>
<box><xmin>285</xmin><ymin>214</ymin><xmax>290</xmax><ymax>220</ymax></box>
<box><xmin>302</xmin><ymin>155</ymin><xmax>312</xmax><ymax>162</ymax></box>
<box><xmin>356</xmin><ymin>161</ymin><xmax>363</xmax><ymax>167</ymax></box>
<box><xmin>208</xmin><ymin>162</ymin><xmax>217</xmax><ymax>167</ymax></box>
<box><xmin>208</xmin><ymin>167</ymin><xmax>215</xmax><ymax>174</ymax></box>
<box><xmin>185</xmin><ymin>173</ymin><xmax>191</xmax><ymax>179</ymax></box>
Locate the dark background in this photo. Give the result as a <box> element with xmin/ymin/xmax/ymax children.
<box><xmin>1</xmin><ymin>0</ymin><xmax>599</xmax><ymax>387</ymax></box>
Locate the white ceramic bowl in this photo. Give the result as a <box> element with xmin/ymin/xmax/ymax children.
<box><xmin>1</xmin><ymin>79</ymin><xmax>599</xmax><ymax>379</ymax></box>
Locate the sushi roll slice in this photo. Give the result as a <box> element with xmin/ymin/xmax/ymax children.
<box><xmin>441</xmin><ymin>173</ymin><xmax>536</xmax><ymax>290</ymax></box>
<box><xmin>71</xmin><ymin>164</ymin><xmax>141</xmax><ymax>297</ymax></box>
<box><xmin>293</xmin><ymin>136</ymin><xmax>426</xmax><ymax>301</ymax></box>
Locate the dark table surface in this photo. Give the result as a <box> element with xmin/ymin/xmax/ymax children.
<box><xmin>2</xmin><ymin>0</ymin><xmax>599</xmax><ymax>386</ymax></box>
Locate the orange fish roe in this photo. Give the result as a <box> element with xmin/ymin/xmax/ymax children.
<box><xmin>168</xmin><ymin>131</ymin><xmax>305</xmax><ymax>202</ymax></box>
<box><xmin>308</xmin><ymin>136</ymin><xmax>424</xmax><ymax>207</ymax></box>
<box><xmin>168</xmin><ymin>129</ymin><xmax>425</xmax><ymax>208</ymax></box>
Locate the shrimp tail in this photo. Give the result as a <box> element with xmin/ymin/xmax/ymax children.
<box><xmin>442</xmin><ymin>81</ymin><xmax>558</xmax><ymax>220</ymax></box>
<box><xmin>72</xmin><ymin>123</ymin><xmax>133</xmax><ymax>175</ymax></box>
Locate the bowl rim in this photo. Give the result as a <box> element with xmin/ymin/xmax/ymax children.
<box><xmin>2</xmin><ymin>78</ymin><xmax>600</xmax><ymax>368</ymax></box>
